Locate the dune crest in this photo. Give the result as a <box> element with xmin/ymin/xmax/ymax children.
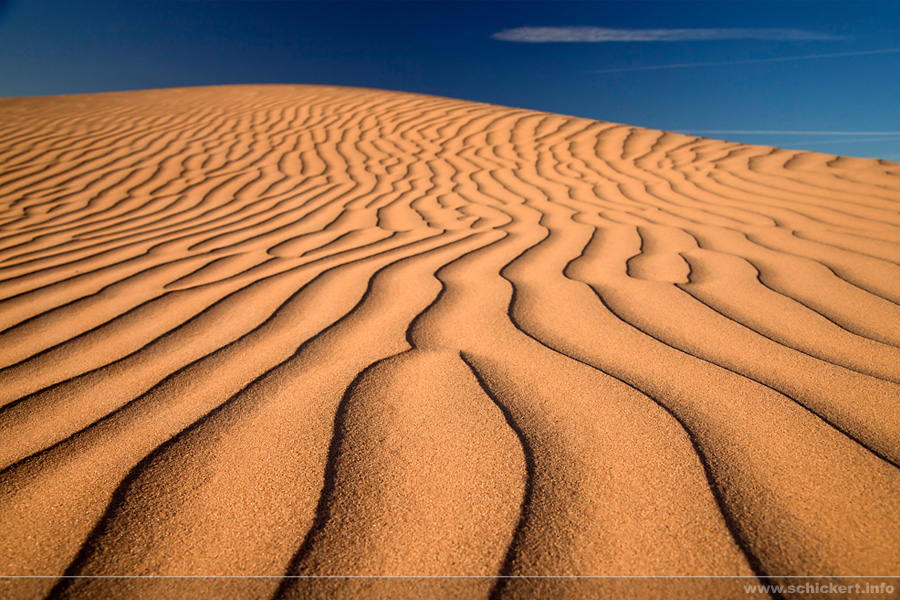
<box><xmin>0</xmin><ymin>85</ymin><xmax>898</xmax><ymax>599</ymax></box>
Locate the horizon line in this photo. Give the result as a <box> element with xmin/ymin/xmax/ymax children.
<box><xmin>675</xmin><ymin>131</ymin><xmax>900</xmax><ymax>136</ymax></box>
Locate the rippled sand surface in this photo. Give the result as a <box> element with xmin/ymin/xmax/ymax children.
<box><xmin>1</xmin><ymin>85</ymin><xmax>898</xmax><ymax>599</ymax></box>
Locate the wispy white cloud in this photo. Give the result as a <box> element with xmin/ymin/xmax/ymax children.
<box><xmin>585</xmin><ymin>48</ymin><xmax>900</xmax><ymax>74</ymax></box>
<box><xmin>492</xmin><ymin>26</ymin><xmax>843</xmax><ymax>43</ymax></box>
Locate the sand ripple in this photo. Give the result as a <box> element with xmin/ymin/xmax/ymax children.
<box><xmin>0</xmin><ymin>85</ymin><xmax>898</xmax><ymax>599</ymax></box>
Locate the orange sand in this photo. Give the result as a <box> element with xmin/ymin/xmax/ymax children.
<box><xmin>0</xmin><ymin>85</ymin><xmax>898</xmax><ymax>599</ymax></box>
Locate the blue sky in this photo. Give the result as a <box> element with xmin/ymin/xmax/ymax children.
<box><xmin>1</xmin><ymin>0</ymin><xmax>899</xmax><ymax>160</ymax></box>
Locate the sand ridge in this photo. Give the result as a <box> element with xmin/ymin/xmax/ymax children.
<box><xmin>0</xmin><ymin>84</ymin><xmax>898</xmax><ymax>599</ymax></box>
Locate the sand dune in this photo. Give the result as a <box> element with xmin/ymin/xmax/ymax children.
<box><xmin>0</xmin><ymin>85</ymin><xmax>898</xmax><ymax>599</ymax></box>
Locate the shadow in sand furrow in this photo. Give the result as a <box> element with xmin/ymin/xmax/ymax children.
<box><xmin>403</xmin><ymin>208</ymin><xmax>759</xmax><ymax>599</ymax></box>
<box><xmin>609</xmin><ymin>133</ymin><xmax>896</xmax><ymax>233</ymax></box>
<box><xmin>817</xmin><ymin>155</ymin><xmax>900</xmax><ymax>192</ymax></box>
<box><xmin>272</xmin><ymin>350</ymin><xmax>524</xmax><ymax>600</ymax></box>
<box><xmin>644</xmin><ymin>169</ymin><xmax>808</xmax><ymax>230</ymax></box>
<box><xmin>2</xmin><ymin>98</ymin><xmax>309</xmax><ymax>238</ymax></box>
<box><xmin>0</xmin><ymin>166</ymin><xmax>172</xmax><ymax>235</ymax></box>
<box><xmin>0</xmin><ymin>184</ymin><xmax>186</xmax><ymax>252</ymax></box>
<box><xmin>623</xmin><ymin>224</ymin><xmax>694</xmax><ymax>284</ymax></box>
<box><xmin>0</xmin><ymin>250</ymin><xmax>211</xmax><ymax>330</ymax></box>
<box><xmin>557</xmin><ymin>219</ymin><xmax>900</xmax><ymax>460</ymax></box>
<box><xmin>183</xmin><ymin>182</ymin><xmax>353</xmax><ymax>254</ymax></box>
<box><xmin>584</xmin><ymin>183</ymin><xmax>900</xmax><ymax>317</ymax></box>
<box><xmin>618</xmin><ymin>179</ymin><xmax>767</xmax><ymax>230</ymax></box>
<box><xmin>282</xmin><ymin>228</ymin><xmax>392</xmax><ymax>262</ymax></box>
<box><xmin>793</xmin><ymin>228</ymin><xmax>900</xmax><ymax>266</ymax></box>
<box><xmin>0</xmin><ymin>255</ymin><xmax>218</xmax><ymax>371</ymax></box>
<box><xmin>0</xmin><ymin>108</ymin><xmax>216</xmax><ymax>200</ymax></box>
<box><xmin>750</xmin><ymin>150</ymin><xmax>900</xmax><ymax>205</ymax></box>
<box><xmin>587</xmin><ymin>226</ymin><xmax>900</xmax><ymax>454</ymax></box>
<box><xmin>752</xmin><ymin>228</ymin><xmax>900</xmax><ymax>302</ymax></box>
<box><xmin>0</xmin><ymin>229</ymin><xmax>462</xmax><ymax>469</ymax></box>
<box><xmin>686</xmin><ymin>245</ymin><xmax>900</xmax><ymax>358</ymax></box>
<box><xmin>582</xmin><ymin>184</ymin><xmax>900</xmax><ymax>347</ymax></box>
<box><xmin>46</xmin><ymin>231</ymin><xmax>497</xmax><ymax>600</ymax></box>
<box><xmin>701</xmin><ymin>167</ymin><xmax>900</xmax><ymax>230</ymax></box>
<box><xmin>607</xmin><ymin>260</ymin><xmax>900</xmax><ymax>465</ymax></box>
<box><xmin>523</xmin><ymin>223</ymin><xmax>900</xmax><ymax>586</ymax></box>
<box><xmin>580</xmin><ymin>219</ymin><xmax>900</xmax><ymax>378</ymax></box>
<box><xmin>708</xmin><ymin>147</ymin><xmax>900</xmax><ymax>213</ymax></box>
<box><xmin>458</xmin><ymin>352</ymin><xmax>535</xmax><ymax>600</ymax></box>
<box><xmin>0</xmin><ymin>173</ymin><xmax>351</xmax><ymax>281</ymax></box>
<box><xmin>0</xmin><ymin>263</ymin><xmax>313</xmax><ymax>467</ymax></box>
<box><xmin>163</xmin><ymin>251</ymin><xmax>274</xmax><ymax>290</ymax></box>
<box><xmin>682</xmin><ymin>229</ymin><xmax>900</xmax><ymax>351</ymax></box>
<box><xmin>0</xmin><ymin>130</ymin><xmax>237</xmax><ymax>231</ymax></box>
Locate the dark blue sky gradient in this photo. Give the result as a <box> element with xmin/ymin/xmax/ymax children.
<box><xmin>1</xmin><ymin>1</ymin><xmax>899</xmax><ymax>159</ymax></box>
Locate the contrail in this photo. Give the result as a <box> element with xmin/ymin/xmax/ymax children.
<box><xmin>493</xmin><ymin>26</ymin><xmax>842</xmax><ymax>43</ymax></box>
<box><xmin>587</xmin><ymin>48</ymin><xmax>900</xmax><ymax>74</ymax></box>
<box><xmin>790</xmin><ymin>135</ymin><xmax>900</xmax><ymax>146</ymax></box>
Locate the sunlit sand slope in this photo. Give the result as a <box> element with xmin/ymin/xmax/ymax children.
<box><xmin>0</xmin><ymin>85</ymin><xmax>899</xmax><ymax>600</ymax></box>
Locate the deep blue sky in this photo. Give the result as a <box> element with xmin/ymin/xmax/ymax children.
<box><xmin>1</xmin><ymin>1</ymin><xmax>899</xmax><ymax>159</ymax></box>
